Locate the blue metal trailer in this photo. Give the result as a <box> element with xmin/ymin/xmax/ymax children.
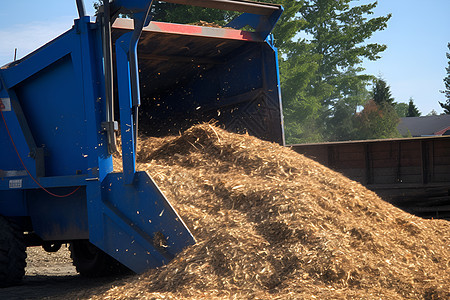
<box><xmin>0</xmin><ymin>0</ymin><xmax>283</xmax><ymax>286</ymax></box>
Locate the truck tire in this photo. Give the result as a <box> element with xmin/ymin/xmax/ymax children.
<box><xmin>0</xmin><ymin>216</ymin><xmax>26</xmax><ymax>288</ymax></box>
<box><xmin>70</xmin><ymin>240</ymin><xmax>131</xmax><ymax>277</ymax></box>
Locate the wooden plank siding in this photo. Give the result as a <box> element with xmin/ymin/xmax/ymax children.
<box><xmin>290</xmin><ymin>136</ymin><xmax>450</xmax><ymax>220</ymax></box>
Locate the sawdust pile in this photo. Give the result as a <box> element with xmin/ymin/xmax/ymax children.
<box><xmin>100</xmin><ymin>124</ymin><xmax>449</xmax><ymax>299</ymax></box>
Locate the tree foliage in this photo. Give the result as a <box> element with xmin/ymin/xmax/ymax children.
<box><xmin>325</xmin><ymin>68</ymin><xmax>370</xmax><ymax>141</ymax></box>
<box><xmin>300</xmin><ymin>1</ymin><xmax>389</xmax><ymax>86</ymax></box>
<box><xmin>406</xmin><ymin>98</ymin><xmax>421</xmax><ymax>117</ymax></box>
<box><xmin>439</xmin><ymin>43</ymin><xmax>450</xmax><ymax>114</ymax></box>
<box><xmin>394</xmin><ymin>102</ymin><xmax>408</xmax><ymax>118</ymax></box>
<box><xmin>355</xmin><ymin>100</ymin><xmax>400</xmax><ymax>140</ymax></box>
<box><xmin>277</xmin><ymin>0</ymin><xmax>391</xmax><ymax>143</ymax></box>
<box><xmin>427</xmin><ymin>109</ymin><xmax>438</xmax><ymax>116</ymax></box>
<box><xmin>372</xmin><ymin>78</ymin><xmax>394</xmax><ymax>106</ymax></box>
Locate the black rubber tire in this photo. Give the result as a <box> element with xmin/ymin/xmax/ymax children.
<box><xmin>0</xmin><ymin>216</ymin><xmax>27</xmax><ymax>288</ymax></box>
<box><xmin>69</xmin><ymin>240</ymin><xmax>131</xmax><ymax>277</ymax></box>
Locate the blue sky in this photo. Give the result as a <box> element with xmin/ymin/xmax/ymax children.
<box><xmin>0</xmin><ymin>0</ymin><xmax>449</xmax><ymax>115</ymax></box>
<box><xmin>361</xmin><ymin>0</ymin><xmax>449</xmax><ymax>115</ymax></box>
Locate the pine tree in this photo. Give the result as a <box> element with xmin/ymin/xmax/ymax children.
<box><xmin>372</xmin><ymin>78</ymin><xmax>394</xmax><ymax>106</ymax></box>
<box><xmin>406</xmin><ymin>98</ymin><xmax>421</xmax><ymax>117</ymax></box>
<box><xmin>439</xmin><ymin>43</ymin><xmax>450</xmax><ymax>114</ymax></box>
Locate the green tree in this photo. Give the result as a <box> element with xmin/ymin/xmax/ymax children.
<box><xmin>326</xmin><ymin>68</ymin><xmax>370</xmax><ymax>141</ymax></box>
<box><xmin>372</xmin><ymin>78</ymin><xmax>394</xmax><ymax>106</ymax></box>
<box><xmin>292</xmin><ymin>1</ymin><xmax>390</xmax><ymax>142</ymax></box>
<box><xmin>439</xmin><ymin>43</ymin><xmax>450</xmax><ymax>114</ymax></box>
<box><xmin>355</xmin><ymin>100</ymin><xmax>400</xmax><ymax>140</ymax></box>
<box><xmin>299</xmin><ymin>1</ymin><xmax>390</xmax><ymax>98</ymax></box>
<box><xmin>279</xmin><ymin>0</ymin><xmax>390</xmax><ymax>143</ymax></box>
<box><xmin>427</xmin><ymin>109</ymin><xmax>438</xmax><ymax>116</ymax></box>
<box><xmin>274</xmin><ymin>1</ymin><xmax>325</xmax><ymax>143</ymax></box>
<box><xmin>326</xmin><ymin>99</ymin><xmax>358</xmax><ymax>140</ymax></box>
<box><xmin>280</xmin><ymin>45</ymin><xmax>325</xmax><ymax>143</ymax></box>
<box><xmin>406</xmin><ymin>98</ymin><xmax>421</xmax><ymax>117</ymax></box>
<box><xmin>394</xmin><ymin>102</ymin><xmax>408</xmax><ymax>117</ymax></box>
<box><xmin>347</xmin><ymin>77</ymin><xmax>401</xmax><ymax>140</ymax></box>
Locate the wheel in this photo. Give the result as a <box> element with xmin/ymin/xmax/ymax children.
<box><xmin>69</xmin><ymin>240</ymin><xmax>131</xmax><ymax>277</ymax></box>
<box><xmin>0</xmin><ymin>216</ymin><xmax>27</xmax><ymax>288</ymax></box>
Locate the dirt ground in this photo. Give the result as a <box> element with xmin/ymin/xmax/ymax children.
<box><xmin>0</xmin><ymin>246</ymin><xmax>122</xmax><ymax>300</ymax></box>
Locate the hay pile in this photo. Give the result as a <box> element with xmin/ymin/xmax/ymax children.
<box><xmin>99</xmin><ymin>124</ymin><xmax>449</xmax><ymax>299</ymax></box>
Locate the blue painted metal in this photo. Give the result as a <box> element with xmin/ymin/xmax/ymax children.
<box><xmin>266</xmin><ymin>35</ymin><xmax>286</xmax><ymax>146</ymax></box>
<box><xmin>0</xmin><ymin>17</ymin><xmax>112</xmax><ymax>240</ymax></box>
<box><xmin>0</xmin><ymin>0</ymin><xmax>283</xmax><ymax>275</ymax></box>
<box><xmin>0</xmin><ymin>11</ymin><xmax>195</xmax><ymax>273</ymax></box>
<box><xmin>0</xmin><ymin>190</ymin><xmax>26</xmax><ymax>217</ymax></box>
<box><xmin>226</xmin><ymin>6</ymin><xmax>284</xmax><ymax>40</ymax></box>
<box><xmin>112</xmin><ymin>0</ymin><xmax>154</xmax><ymax>108</ymax></box>
<box><xmin>0</xmin><ymin>104</ymin><xmax>35</xmax><ymax>175</ymax></box>
<box><xmin>116</xmin><ymin>31</ymin><xmax>138</xmax><ymax>184</ymax></box>
<box><xmin>92</xmin><ymin>172</ymin><xmax>195</xmax><ymax>272</ymax></box>
<box><xmin>27</xmin><ymin>187</ymin><xmax>89</xmax><ymax>241</ymax></box>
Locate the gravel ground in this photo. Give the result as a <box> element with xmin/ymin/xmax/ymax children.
<box><xmin>0</xmin><ymin>245</ymin><xmax>122</xmax><ymax>300</ymax></box>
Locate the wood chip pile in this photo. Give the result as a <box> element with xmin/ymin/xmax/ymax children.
<box><xmin>98</xmin><ymin>124</ymin><xmax>449</xmax><ymax>299</ymax></box>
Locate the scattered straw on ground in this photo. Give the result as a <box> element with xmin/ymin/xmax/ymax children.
<box><xmin>97</xmin><ymin>124</ymin><xmax>449</xmax><ymax>299</ymax></box>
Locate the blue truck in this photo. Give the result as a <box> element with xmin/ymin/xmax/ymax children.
<box><xmin>0</xmin><ymin>0</ymin><xmax>284</xmax><ymax>286</ymax></box>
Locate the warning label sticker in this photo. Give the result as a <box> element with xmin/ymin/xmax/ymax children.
<box><xmin>0</xmin><ymin>98</ymin><xmax>11</xmax><ymax>111</ymax></box>
<box><xmin>9</xmin><ymin>179</ymin><xmax>22</xmax><ymax>189</ymax></box>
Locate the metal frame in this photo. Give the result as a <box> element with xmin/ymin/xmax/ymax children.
<box><xmin>0</xmin><ymin>13</ymin><xmax>195</xmax><ymax>273</ymax></box>
<box><xmin>0</xmin><ymin>0</ymin><xmax>284</xmax><ymax>274</ymax></box>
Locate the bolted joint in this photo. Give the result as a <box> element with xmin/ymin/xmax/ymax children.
<box><xmin>101</xmin><ymin>120</ymin><xmax>119</xmax><ymax>133</ymax></box>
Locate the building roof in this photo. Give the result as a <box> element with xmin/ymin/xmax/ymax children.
<box><xmin>397</xmin><ymin>115</ymin><xmax>450</xmax><ymax>137</ymax></box>
<box><xmin>435</xmin><ymin>126</ymin><xmax>450</xmax><ymax>135</ymax></box>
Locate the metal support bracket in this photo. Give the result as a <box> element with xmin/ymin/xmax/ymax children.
<box><xmin>110</xmin><ymin>0</ymin><xmax>154</xmax><ymax>183</ymax></box>
<box><xmin>101</xmin><ymin>121</ymin><xmax>119</xmax><ymax>134</ymax></box>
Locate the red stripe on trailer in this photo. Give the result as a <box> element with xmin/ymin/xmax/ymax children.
<box><xmin>113</xmin><ymin>19</ymin><xmax>259</xmax><ymax>42</ymax></box>
<box><xmin>152</xmin><ymin>22</ymin><xmax>203</xmax><ymax>35</ymax></box>
<box><xmin>223</xmin><ymin>29</ymin><xmax>256</xmax><ymax>40</ymax></box>
<box><xmin>150</xmin><ymin>21</ymin><xmax>259</xmax><ymax>41</ymax></box>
